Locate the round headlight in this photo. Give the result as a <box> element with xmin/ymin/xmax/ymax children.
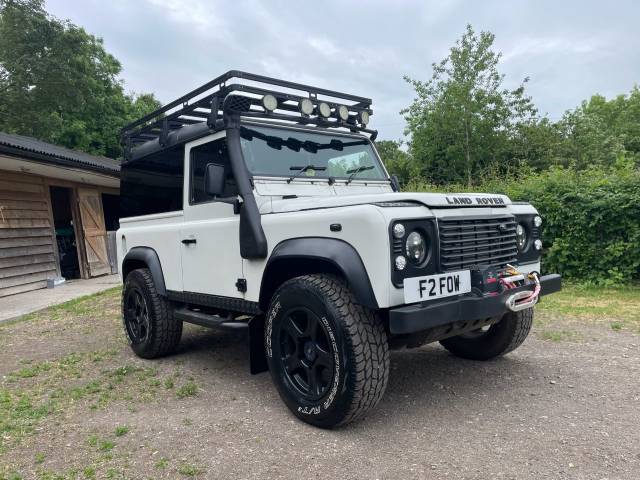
<box><xmin>395</xmin><ymin>255</ymin><xmax>407</xmax><ymax>271</ymax></box>
<box><xmin>318</xmin><ymin>102</ymin><xmax>331</xmax><ymax>118</ymax></box>
<box><xmin>534</xmin><ymin>239</ymin><xmax>543</xmax><ymax>251</ymax></box>
<box><xmin>516</xmin><ymin>223</ymin><xmax>527</xmax><ymax>250</ymax></box>
<box><xmin>262</xmin><ymin>94</ymin><xmax>278</xmax><ymax>112</ymax></box>
<box><xmin>534</xmin><ymin>215</ymin><xmax>542</xmax><ymax>228</ymax></box>
<box><xmin>337</xmin><ymin>105</ymin><xmax>349</xmax><ymax>121</ymax></box>
<box><xmin>299</xmin><ymin>98</ymin><xmax>314</xmax><ymax>116</ymax></box>
<box><xmin>405</xmin><ymin>231</ymin><xmax>427</xmax><ymax>264</ymax></box>
<box><xmin>359</xmin><ymin>110</ymin><xmax>370</xmax><ymax>126</ymax></box>
<box><xmin>393</xmin><ymin>223</ymin><xmax>405</xmax><ymax>239</ymax></box>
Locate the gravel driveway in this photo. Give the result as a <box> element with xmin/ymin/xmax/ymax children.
<box><xmin>0</xmin><ymin>288</ymin><xmax>638</xmax><ymax>479</ymax></box>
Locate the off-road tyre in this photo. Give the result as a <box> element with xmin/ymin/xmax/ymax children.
<box><xmin>122</xmin><ymin>268</ymin><xmax>182</xmax><ymax>359</ymax></box>
<box><xmin>265</xmin><ymin>274</ymin><xmax>390</xmax><ymax>428</ymax></box>
<box><xmin>439</xmin><ymin>308</ymin><xmax>534</xmax><ymax>361</ymax></box>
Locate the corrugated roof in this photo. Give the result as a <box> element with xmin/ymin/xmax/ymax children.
<box><xmin>0</xmin><ymin>131</ymin><xmax>120</xmax><ymax>175</ymax></box>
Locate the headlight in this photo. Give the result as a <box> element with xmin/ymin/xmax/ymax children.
<box><xmin>405</xmin><ymin>231</ymin><xmax>426</xmax><ymax>264</ymax></box>
<box><xmin>516</xmin><ymin>223</ymin><xmax>527</xmax><ymax>250</ymax></box>
<box><xmin>534</xmin><ymin>215</ymin><xmax>542</xmax><ymax>227</ymax></box>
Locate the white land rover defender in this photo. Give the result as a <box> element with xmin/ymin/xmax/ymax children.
<box><xmin>117</xmin><ymin>71</ymin><xmax>561</xmax><ymax>428</ymax></box>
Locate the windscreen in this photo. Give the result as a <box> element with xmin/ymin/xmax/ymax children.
<box><xmin>239</xmin><ymin>125</ymin><xmax>387</xmax><ymax>181</ymax></box>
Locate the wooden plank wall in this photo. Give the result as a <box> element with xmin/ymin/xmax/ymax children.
<box><xmin>0</xmin><ymin>171</ymin><xmax>58</xmax><ymax>297</ymax></box>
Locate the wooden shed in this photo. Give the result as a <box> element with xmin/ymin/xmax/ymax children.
<box><xmin>0</xmin><ymin>132</ymin><xmax>120</xmax><ymax>297</ymax></box>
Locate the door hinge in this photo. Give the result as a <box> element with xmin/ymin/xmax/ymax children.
<box><xmin>235</xmin><ymin>278</ymin><xmax>247</xmax><ymax>293</ymax></box>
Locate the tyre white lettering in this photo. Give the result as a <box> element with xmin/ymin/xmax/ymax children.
<box><xmin>320</xmin><ymin>315</ymin><xmax>340</xmax><ymax>410</ymax></box>
<box><xmin>297</xmin><ymin>405</ymin><xmax>321</xmax><ymax>415</ymax></box>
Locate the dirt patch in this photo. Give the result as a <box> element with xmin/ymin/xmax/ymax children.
<box><xmin>1</xmin><ymin>288</ymin><xmax>639</xmax><ymax>479</ymax></box>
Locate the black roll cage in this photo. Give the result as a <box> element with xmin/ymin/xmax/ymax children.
<box><xmin>120</xmin><ymin>70</ymin><xmax>377</xmax><ymax>158</ymax></box>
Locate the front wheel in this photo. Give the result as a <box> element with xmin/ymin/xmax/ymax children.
<box><xmin>439</xmin><ymin>308</ymin><xmax>534</xmax><ymax>360</ymax></box>
<box><xmin>265</xmin><ymin>274</ymin><xmax>390</xmax><ymax>428</ymax></box>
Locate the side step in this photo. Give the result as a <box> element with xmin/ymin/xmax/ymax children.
<box><xmin>173</xmin><ymin>308</ymin><xmax>248</xmax><ymax>330</ymax></box>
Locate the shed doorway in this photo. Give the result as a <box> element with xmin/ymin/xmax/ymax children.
<box><xmin>49</xmin><ymin>186</ymin><xmax>81</xmax><ymax>279</ymax></box>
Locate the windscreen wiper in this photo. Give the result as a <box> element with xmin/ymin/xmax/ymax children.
<box><xmin>287</xmin><ymin>165</ymin><xmax>327</xmax><ymax>183</ymax></box>
<box><xmin>345</xmin><ymin>165</ymin><xmax>374</xmax><ymax>184</ymax></box>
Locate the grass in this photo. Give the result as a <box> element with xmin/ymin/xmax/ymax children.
<box><xmin>178</xmin><ymin>463</ymin><xmax>203</xmax><ymax>477</ymax></box>
<box><xmin>537</xmin><ymin>283</ymin><xmax>640</xmax><ymax>330</ymax></box>
<box><xmin>176</xmin><ymin>382</ymin><xmax>198</xmax><ymax>399</ymax></box>
<box><xmin>114</xmin><ymin>426</ymin><xmax>129</xmax><ymax>437</ymax></box>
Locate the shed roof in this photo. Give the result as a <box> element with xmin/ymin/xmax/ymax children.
<box><xmin>0</xmin><ymin>131</ymin><xmax>120</xmax><ymax>176</ymax></box>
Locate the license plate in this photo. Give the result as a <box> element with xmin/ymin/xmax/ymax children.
<box><xmin>403</xmin><ymin>270</ymin><xmax>471</xmax><ymax>304</ymax></box>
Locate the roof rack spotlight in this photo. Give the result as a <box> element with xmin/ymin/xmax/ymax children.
<box><xmin>337</xmin><ymin>105</ymin><xmax>349</xmax><ymax>121</ymax></box>
<box><xmin>262</xmin><ymin>94</ymin><xmax>278</xmax><ymax>112</ymax></box>
<box><xmin>359</xmin><ymin>110</ymin><xmax>370</xmax><ymax>126</ymax></box>
<box><xmin>318</xmin><ymin>102</ymin><xmax>331</xmax><ymax>118</ymax></box>
<box><xmin>299</xmin><ymin>98</ymin><xmax>314</xmax><ymax>116</ymax></box>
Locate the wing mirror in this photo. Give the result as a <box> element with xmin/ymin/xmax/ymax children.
<box><xmin>204</xmin><ymin>163</ymin><xmax>226</xmax><ymax>196</ymax></box>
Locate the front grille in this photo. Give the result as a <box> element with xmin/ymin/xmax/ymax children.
<box><xmin>438</xmin><ymin>216</ymin><xmax>518</xmax><ymax>271</ymax></box>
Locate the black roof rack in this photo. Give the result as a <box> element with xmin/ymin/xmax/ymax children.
<box><xmin>121</xmin><ymin>70</ymin><xmax>376</xmax><ymax>156</ymax></box>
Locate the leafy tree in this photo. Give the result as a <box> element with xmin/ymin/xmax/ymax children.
<box><xmin>553</xmin><ymin>87</ymin><xmax>640</xmax><ymax>169</ymax></box>
<box><xmin>375</xmin><ymin>139</ymin><xmax>420</xmax><ymax>186</ymax></box>
<box><xmin>403</xmin><ymin>25</ymin><xmax>537</xmax><ymax>185</ymax></box>
<box><xmin>0</xmin><ymin>0</ymin><xmax>160</xmax><ymax>158</ymax></box>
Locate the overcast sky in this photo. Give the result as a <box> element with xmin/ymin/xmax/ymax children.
<box><xmin>46</xmin><ymin>0</ymin><xmax>639</xmax><ymax>141</ymax></box>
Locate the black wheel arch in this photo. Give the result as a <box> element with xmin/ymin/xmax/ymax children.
<box><xmin>121</xmin><ymin>247</ymin><xmax>167</xmax><ymax>296</ymax></box>
<box><xmin>258</xmin><ymin>237</ymin><xmax>378</xmax><ymax>311</ymax></box>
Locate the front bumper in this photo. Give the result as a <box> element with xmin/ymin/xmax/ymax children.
<box><xmin>388</xmin><ymin>273</ymin><xmax>562</xmax><ymax>335</ymax></box>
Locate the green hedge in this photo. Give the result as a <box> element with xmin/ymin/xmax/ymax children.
<box><xmin>407</xmin><ymin>165</ymin><xmax>640</xmax><ymax>285</ymax></box>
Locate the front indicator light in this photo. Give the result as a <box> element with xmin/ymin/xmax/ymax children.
<box><xmin>393</xmin><ymin>223</ymin><xmax>405</xmax><ymax>238</ymax></box>
<box><xmin>534</xmin><ymin>215</ymin><xmax>543</xmax><ymax>227</ymax></box>
<box><xmin>395</xmin><ymin>255</ymin><xmax>407</xmax><ymax>271</ymax></box>
<box><xmin>516</xmin><ymin>223</ymin><xmax>527</xmax><ymax>251</ymax></box>
<box><xmin>534</xmin><ymin>239</ymin><xmax>543</xmax><ymax>251</ymax></box>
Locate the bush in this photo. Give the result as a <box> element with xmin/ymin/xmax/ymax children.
<box><xmin>408</xmin><ymin>164</ymin><xmax>640</xmax><ymax>285</ymax></box>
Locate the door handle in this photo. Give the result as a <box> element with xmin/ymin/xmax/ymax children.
<box><xmin>181</xmin><ymin>238</ymin><xmax>197</xmax><ymax>245</ymax></box>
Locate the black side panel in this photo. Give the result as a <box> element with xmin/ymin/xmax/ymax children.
<box><xmin>121</xmin><ymin>247</ymin><xmax>167</xmax><ymax>296</ymax></box>
<box><xmin>262</xmin><ymin>238</ymin><xmax>378</xmax><ymax>309</ymax></box>
<box><xmin>167</xmin><ymin>290</ymin><xmax>261</xmax><ymax>315</ymax></box>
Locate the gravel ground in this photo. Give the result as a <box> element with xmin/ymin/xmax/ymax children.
<box><xmin>0</xmin><ymin>288</ymin><xmax>639</xmax><ymax>479</ymax></box>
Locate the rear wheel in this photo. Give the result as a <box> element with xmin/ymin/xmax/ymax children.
<box><xmin>122</xmin><ymin>268</ymin><xmax>182</xmax><ymax>359</ymax></box>
<box><xmin>265</xmin><ymin>274</ymin><xmax>389</xmax><ymax>428</ymax></box>
<box><xmin>439</xmin><ymin>308</ymin><xmax>534</xmax><ymax>360</ymax></box>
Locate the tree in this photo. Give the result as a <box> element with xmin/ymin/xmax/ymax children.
<box><xmin>553</xmin><ymin>87</ymin><xmax>640</xmax><ymax>169</ymax></box>
<box><xmin>403</xmin><ymin>25</ymin><xmax>537</xmax><ymax>185</ymax></box>
<box><xmin>374</xmin><ymin>140</ymin><xmax>420</xmax><ymax>186</ymax></box>
<box><xmin>0</xmin><ymin>0</ymin><xmax>160</xmax><ymax>158</ymax></box>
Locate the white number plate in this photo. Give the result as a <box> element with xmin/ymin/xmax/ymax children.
<box><xmin>403</xmin><ymin>270</ymin><xmax>471</xmax><ymax>304</ymax></box>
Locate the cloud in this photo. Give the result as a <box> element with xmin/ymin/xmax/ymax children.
<box><xmin>44</xmin><ymin>0</ymin><xmax>640</xmax><ymax>140</ymax></box>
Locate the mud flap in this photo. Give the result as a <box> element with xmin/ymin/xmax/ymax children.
<box><xmin>248</xmin><ymin>315</ymin><xmax>268</xmax><ymax>374</ymax></box>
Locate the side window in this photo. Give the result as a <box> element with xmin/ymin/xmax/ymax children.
<box><xmin>120</xmin><ymin>145</ymin><xmax>184</xmax><ymax>218</ymax></box>
<box><xmin>190</xmin><ymin>137</ymin><xmax>238</xmax><ymax>204</ymax></box>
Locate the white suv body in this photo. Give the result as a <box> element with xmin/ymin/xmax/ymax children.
<box><xmin>116</xmin><ymin>72</ymin><xmax>560</xmax><ymax>428</ymax></box>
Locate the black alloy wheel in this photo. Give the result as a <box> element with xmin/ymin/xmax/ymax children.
<box><xmin>124</xmin><ymin>287</ymin><xmax>150</xmax><ymax>344</ymax></box>
<box><xmin>278</xmin><ymin>307</ymin><xmax>335</xmax><ymax>401</ymax></box>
